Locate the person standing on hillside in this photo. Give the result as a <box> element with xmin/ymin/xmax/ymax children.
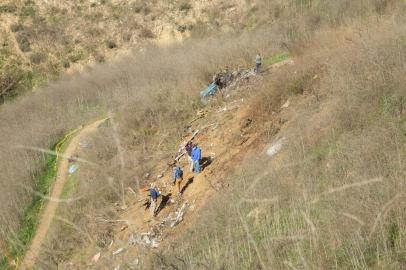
<box><xmin>185</xmin><ymin>141</ymin><xmax>193</xmax><ymax>172</ymax></box>
<box><xmin>191</xmin><ymin>144</ymin><xmax>202</xmax><ymax>173</ymax></box>
<box><xmin>172</xmin><ymin>164</ymin><xmax>184</xmax><ymax>195</ymax></box>
<box><xmin>141</xmin><ymin>184</ymin><xmax>159</xmax><ymax>218</ymax></box>
<box><xmin>255</xmin><ymin>53</ymin><xmax>262</xmax><ymax>73</ymax></box>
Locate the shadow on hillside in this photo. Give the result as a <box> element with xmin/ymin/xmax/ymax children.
<box><xmin>156</xmin><ymin>193</ymin><xmax>172</xmax><ymax>215</ymax></box>
<box><xmin>181</xmin><ymin>177</ymin><xmax>194</xmax><ymax>194</ymax></box>
<box><xmin>200</xmin><ymin>156</ymin><xmax>212</xmax><ymax>171</ymax></box>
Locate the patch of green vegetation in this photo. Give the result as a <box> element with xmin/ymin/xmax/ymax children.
<box><xmin>68</xmin><ymin>50</ymin><xmax>85</xmax><ymax>63</ymax></box>
<box><xmin>30</xmin><ymin>51</ymin><xmax>47</xmax><ymax>65</ymax></box>
<box><xmin>307</xmin><ymin>142</ymin><xmax>335</xmax><ymax>162</ymax></box>
<box><xmin>20</xmin><ymin>1</ymin><xmax>37</xmax><ymax>18</ymax></box>
<box><xmin>0</xmin><ymin>154</ymin><xmax>57</xmax><ymax>269</ymax></box>
<box><xmin>380</xmin><ymin>95</ymin><xmax>404</xmax><ymax>117</ymax></box>
<box><xmin>0</xmin><ymin>3</ymin><xmax>17</xmax><ymax>13</ymax></box>
<box><xmin>263</xmin><ymin>53</ymin><xmax>289</xmax><ymax>67</ymax></box>
<box><xmin>243</xmin><ymin>6</ymin><xmax>259</xmax><ymax>29</ymax></box>
<box><xmin>15</xmin><ymin>33</ymin><xmax>31</xmax><ymax>52</ymax></box>
<box><xmin>0</xmin><ymin>129</ymin><xmax>77</xmax><ymax>268</ymax></box>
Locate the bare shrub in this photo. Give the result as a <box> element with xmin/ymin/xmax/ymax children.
<box><xmin>139</xmin><ymin>28</ymin><xmax>155</xmax><ymax>39</ymax></box>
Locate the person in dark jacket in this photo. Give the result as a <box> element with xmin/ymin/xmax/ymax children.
<box><xmin>185</xmin><ymin>141</ymin><xmax>193</xmax><ymax>172</ymax></box>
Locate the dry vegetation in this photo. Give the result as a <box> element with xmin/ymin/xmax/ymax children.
<box><xmin>0</xmin><ymin>0</ymin><xmax>255</xmax><ymax>102</ymax></box>
<box><xmin>0</xmin><ymin>0</ymin><xmax>405</xmax><ymax>269</ymax></box>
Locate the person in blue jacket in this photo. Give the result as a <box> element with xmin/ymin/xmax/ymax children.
<box><xmin>191</xmin><ymin>144</ymin><xmax>202</xmax><ymax>173</ymax></box>
<box><xmin>172</xmin><ymin>165</ymin><xmax>184</xmax><ymax>195</ymax></box>
<box><xmin>141</xmin><ymin>184</ymin><xmax>159</xmax><ymax>218</ymax></box>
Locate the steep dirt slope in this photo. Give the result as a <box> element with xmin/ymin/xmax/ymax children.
<box><xmin>64</xmin><ymin>60</ymin><xmax>294</xmax><ymax>269</ymax></box>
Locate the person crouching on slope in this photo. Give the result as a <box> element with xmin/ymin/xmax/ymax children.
<box><xmin>191</xmin><ymin>144</ymin><xmax>202</xmax><ymax>173</ymax></box>
<box><xmin>172</xmin><ymin>164</ymin><xmax>184</xmax><ymax>196</ymax></box>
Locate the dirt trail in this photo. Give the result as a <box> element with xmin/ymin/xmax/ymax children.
<box><xmin>20</xmin><ymin>119</ymin><xmax>107</xmax><ymax>270</ymax></box>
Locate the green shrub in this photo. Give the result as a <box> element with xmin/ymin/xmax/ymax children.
<box><xmin>15</xmin><ymin>34</ymin><xmax>31</xmax><ymax>52</ymax></box>
<box><xmin>0</xmin><ymin>4</ymin><xmax>17</xmax><ymax>13</ymax></box>
<box><xmin>30</xmin><ymin>52</ymin><xmax>47</xmax><ymax>64</ymax></box>
<box><xmin>62</xmin><ymin>60</ymin><xmax>70</xmax><ymax>69</ymax></box>
<box><xmin>21</xmin><ymin>4</ymin><xmax>36</xmax><ymax>18</ymax></box>
<box><xmin>10</xmin><ymin>24</ymin><xmax>24</xmax><ymax>33</ymax></box>
<box><xmin>68</xmin><ymin>50</ymin><xmax>83</xmax><ymax>63</ymax></box>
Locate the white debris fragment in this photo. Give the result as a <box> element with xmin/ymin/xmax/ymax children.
<box><xmin>266</xmin><ymin>137</ymin><xmax>285</xmax><ymax>157</ymax></box>
<box><xmin>113</xmin><ymin>265</ymin><xmax>120</xmax><ymax>270</ymax></box>
<box><xmin>170</xmin><ymin>203</ymin><xmax>188</xmax><ymax>227</ymax></box>
<box><xmin>128</xmin><ymin>232</ymin><xmax>159</xmax><ymax>248</ymax></box>
<box><xmin>91</xmin><ymin>252</ymin><xmax>101</xmax><ymax>263</ymax></box>
<box><xmin>281</xmin><ymin>100</ymin><xmax>290</xmax><ymax>109</ymax></box>
<box><xmin>113</xmin><ymin>247</ymin><xmax>125</xmax><ymax>255</ymax></box>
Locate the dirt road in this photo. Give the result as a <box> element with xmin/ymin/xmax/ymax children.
<box><xmin>20</xmin><ymin>119</ymin><xmax>106</xmax><ymax>270</ymax></box>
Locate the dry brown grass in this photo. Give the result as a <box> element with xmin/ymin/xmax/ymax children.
<box><xmin>151</xmin><ymin>13</ymin><xmax>406</xmax><ymax>270</ymax></box>
<box><xmin>0</xmin><ymin>0</ymin><xmax>405</xmax><ymax>268</ymax></box>
<box><xmin>0</xmin><ymin>20</ymin><xmax>283</xmax><ymax>268</ymax></box>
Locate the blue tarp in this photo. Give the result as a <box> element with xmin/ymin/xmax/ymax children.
<box><xmin>200</xmin><ymin>83</ymin><xmax>218</xmax><ymax>99</ymax></box>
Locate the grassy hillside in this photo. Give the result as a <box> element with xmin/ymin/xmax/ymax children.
<box><xmin>0</xmin><ymin>0</ymin><xmax>404</xmax><ymax>269</ymax></box>
<box><xmin>156</xmin><ymin>20</ymin><xmax>406</xmax><ymax>269</ymax></box>
<box><xmin>0</xmin><ymin>0</ymin><xmax>251</xmax><ymax>102</ymax></box>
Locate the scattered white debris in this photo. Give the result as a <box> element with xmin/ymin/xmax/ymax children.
<box><xmin>170</xmin><ymin>202</ymin><xmax>188</xmax><ymax>227</ymax></box>
<box><xmin>114</xmin><ymin>265</ymin><xmax>120</xmax><ymax>270</ymax></box>
<box><xmin>91</xmin><ymin>252</ymin><xmax>101</xmax><ymax>263</ymax></box>
<box><xmin>157</xmin><ymin>174</ymin><xmax>163</xmax><ymax>179</ymax></box>
<box><xmin>68</xmin><ymin>164</ymin><xmax>78</xmax><ymax>174</ymax></box>
<box><xmin>113</xmin><ymin>247</ymin><xmax>125</xmax><ymax>255</ymax></box>
<box><xmin>128</xmin><ymin>232</ymin><xmax>159</xmax><ymax>248</ymax></box>
<box><xmin>281</xmin><ymin>100</ymin><xmax>290</xmax><ymax>109</ymax></box>
<box><xmin>266</xmin><ymin>137</ymin><xmax>285</xmax><ymax>157</ymax></box>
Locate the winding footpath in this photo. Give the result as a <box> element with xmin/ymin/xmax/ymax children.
<box><xmin>20</xmin><ymin>119</ymin><xmax>106</xmax><ymax>270</ymax></box>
